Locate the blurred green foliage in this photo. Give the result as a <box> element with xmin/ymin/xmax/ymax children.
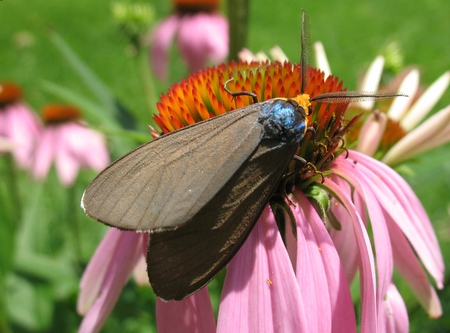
<box><xmin>0</xmin><ymin>0</ymin><xmax>449</xmax><ymax>332</ymax></box>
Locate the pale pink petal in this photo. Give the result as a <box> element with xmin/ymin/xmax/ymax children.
<box><xmin>218</xmin><ymin>205</ymin><xmax>307</xmax><ymax>333</ymax></box>
<box><xmin>380</xmin><ymin>284</ymin><xmax>409</xmax><ymax>333</ymax></box>
<box><xmin>382</xmin><ymin>105</ymin><xmax>450</xmax><ymax>165</ymax></box>
<box><xmin>387</xmin><ymin>69</ymin><xmax>419</xmax><ymax>121</ymax></box>
<box><xmin>356</xmin><ymin>111</ymin><xmax>387</xmax><ymax>155</ymax></box>
<box><xmin>401</xmin><ymin>71</ymin><xmax>450</xmax><ymax>130</ymax></box>
<box><xmin>177</xmin><ymin>13</ymin><xmax>228</xmax><ymax>73</ymax></box>
<box><xmin>156</xmin><ymin>288</ymin><xmax>215</xmax><ymax>333</ymax></box>
<box><xmin>269</xmin><ymin>46</ymin><xmax>288</xmax><ymax>62</ymax></box>
<box><xmin>293</xmin><ymin>190</ymin><xmax>356</xmax><ymax>333</ymax></box>
<box><xmin>323</xmin><ymin>179</ymin><xmax>377</xmax><ymax>333</ymax></box>
<box><xmin>350</xmin><ymin>56</ymin><xmax>384</xmax><ymax>110</ymax></box>
<box><xmin>238</xmin><ymin>48</ymin><xmax>257</xmax><ymax>62</ymax></box>
<box><xmin>78</xmin><ymin>230</ymin><xmax>145</xmax><ymax>333</ymax></box>
<box><xmin>150</xmin><ymin>15</ymin><xmax>180</xmax><ymax>80</ymax></box>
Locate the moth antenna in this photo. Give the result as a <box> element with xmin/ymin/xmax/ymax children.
<box><xmin>311</xmin><ymin>91</ymin><xmax>407</xmax><ymax>104</ymax></box>
<box><xmin>300</xmin><ymin>9</ymin><xmax>311</xmax><ymax>95</ymax></box>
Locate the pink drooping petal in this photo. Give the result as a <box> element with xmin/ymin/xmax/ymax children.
<box><xmin>156</xmin><ymin>287</ymin><xmax>215</xmax><ymax>333</ymax></box>
<box><xmin>323</xmin><ymin>179</ymin><xmax>377</xmax><ymax>333</ymax></box>
<box><xmin>293</xmin><ymin>190</ymin><xmax>356</xmax><ymax>333</ymax></box>
<box><xmin>329</xmin><ymin>177</ymin><xmax>359</xmax><ymax>284</ymax></box>
<box><xmin>333</xmin><ymin>157</ymin><xmax>395</xmax><ymax>316</ymax></box>
<box><xmin>32</xmin><ymin>125</ymin><xmax>58</xmax><ymax>180</ymax></box>
<box><xmin>218</xmin><ymin>205</ymin><xmax>307</xmax><ymax>333</ymax></box>
<box><xmin>380</xmin><ymin>283</ymin><xmax>409</xmax><ymax>333</ymax></box>
<box><xmin>133</xmin><ymin>254</ymin><xmax>149</xmax><ymax>286</ymax></box>
<box><xmin>78</xmin><ymin>230</ymin><xmax>145</xmax><ymax>333</ymax></box>
<box><xmin>150</xmin><ymin>15</ymin><xmax>180</xmax><ymax>80</ymax></box>
<box><xmin>386</xmin><ymin>220</ymin><xmax>442</xmax><ymax>317</ymax></box>
<box><xmin>177</xmin><ymin>13</ymin><xmax>228</xmax><ymax>73</ymax></box>
<box><xmin>349</xmin><ymin>151</ymin><xmax>444</xmax><ymax>288</ymax></box>
<box><xmin>78</xmin><ymin>229</ymin><xmax>122</xmax><ymax>315</ymax></box>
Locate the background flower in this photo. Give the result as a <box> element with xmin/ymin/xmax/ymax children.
<box><xmin>0</xmin><ymin>82</ymin><xmax>42</xmax><ymax>169</ymax></box>
<box><xmin>150</xmin><ymin>0</ymin><xmax>228</xmax><ymax>80</ymax></box>
<box><xmin>32</xmin><ymin>104</ymin><xmax>110</xmax><ymax>186</ymax></box>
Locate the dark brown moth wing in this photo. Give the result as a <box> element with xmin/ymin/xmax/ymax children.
<box><xmin>81</xmin><ymin>105</ymin><xmax>265</xmax><ymax>231</ymax></box>
<box><xmin>147</xmin><ymin>140</ymin><xmax>298</xmax><ymax>300</ymax></box>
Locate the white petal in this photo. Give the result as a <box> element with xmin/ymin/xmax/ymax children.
<box><xmin>387</xmin><ymin>69</ymin><xmax>419</xmax><ymax>121</ymax></box>
<box><xmin>401</xmin><ymin>71</ymin><xmax>450</xmax><ymax>130</ymax></box>
<box><xmin>350</xmin><ymin>56</ymin><xmax>384</xmax><ymax>110</ymax></box>
<box><xmin>314</xmin><ymin>41</ymin><xmax>331</xmax><ymax>78</ymax></box>
<box><xmin>270</xmin><ymin>46</ymin><xmax>288</xmax><ymax>62</ymax></box>
<box><xmin>382</xmin><ymin>105</ymin><xmax>450</xmax><ymax>165</ymax></box>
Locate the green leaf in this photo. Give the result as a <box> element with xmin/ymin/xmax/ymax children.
<box><xmin>6</xmin><ymin>273</ymin><xmax>54</xmax><ymax>331</ymax></box>
<box><xmin>49</xmin><ymin>32</ymin><xmax>117</xmax><ymax>116</ymax></box>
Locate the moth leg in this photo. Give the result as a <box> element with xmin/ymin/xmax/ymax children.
<box><xmin>224</xmin><ymin>78</ymin><xmax>259</xmax><ymax>104</ymax></box>
<box><xmin>335</xmin><ymin>136</ymin><xmax>349</xmax><ymax>158</ymax></box>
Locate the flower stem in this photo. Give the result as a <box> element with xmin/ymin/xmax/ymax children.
<box><xmin>227</xmin><ymin>0</ymin><xmax>249</xmax><ymax>61</ymax></box>
<box><xmin>136</xmin><ymin>47</ymin><xmax>158</xmax><ymax>128</ymax></box>
<box><xmin>0</xmin><ymin>155</ymin><xmax>21</xmax><ymax>333</ymax></box>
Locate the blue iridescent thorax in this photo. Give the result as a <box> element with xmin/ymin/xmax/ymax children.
<box><xmin>258</xmin><ymin>98</ymin><xmax>308</xmax><ymax>144</ymax></box>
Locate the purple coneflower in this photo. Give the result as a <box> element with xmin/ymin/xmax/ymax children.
<box><xmin>0</xmin><ymin>82</ymin><xmax>42</xmax><ymax>169</ymax></box>
<box><xmin>79</xmin><ymin>61</ymin><xmax>444</xmax><ymax>332</ymax></box>
<box><xmin>31</xmin><ymin>104</ymin><xmax>109</xmax><ymax>186</ymax></box>
<box><xmin>314</xmin><ymin>42</ymin><xmax>450</xmax><ymax>165</ymax></box>
<box><xmin>150</xmin><ymin>0</ymin><xmax>228</xmax><ymax>80</ymax></box>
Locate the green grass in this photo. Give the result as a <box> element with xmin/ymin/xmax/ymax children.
<box><xmin>1</xmin><ymin>0</ymin><xmax>449</xmax><ymax>332</ymax></box>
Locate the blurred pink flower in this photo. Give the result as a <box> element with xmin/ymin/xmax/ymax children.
<box><xmin>0</xmin><ymin>82</ymin><xmax>42</xmax><ymax>168</ymax></box>
<box><xmin>32</xmin><ymin>104</ymin><xmax>110</xmax><ymax>186</ymax></box>
<box><xmin>150</xmin><ymin>1</ymin><xmax>228</xmax><ymax>80</ymax></box>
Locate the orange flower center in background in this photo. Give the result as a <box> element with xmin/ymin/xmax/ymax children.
<box><xmin>0</xmin><ymin>83</ymin><xmax>22</xmax><ymax>106</ymax></box>
<box><xmin>42</xmin><ymin>104</ymin><xmax>82</xmax><ymax>124</ymax></box>
<box><xmin>174</xmin><ymin>0</ymin><xmax>219</xmax><ymax>13</ymax></box>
